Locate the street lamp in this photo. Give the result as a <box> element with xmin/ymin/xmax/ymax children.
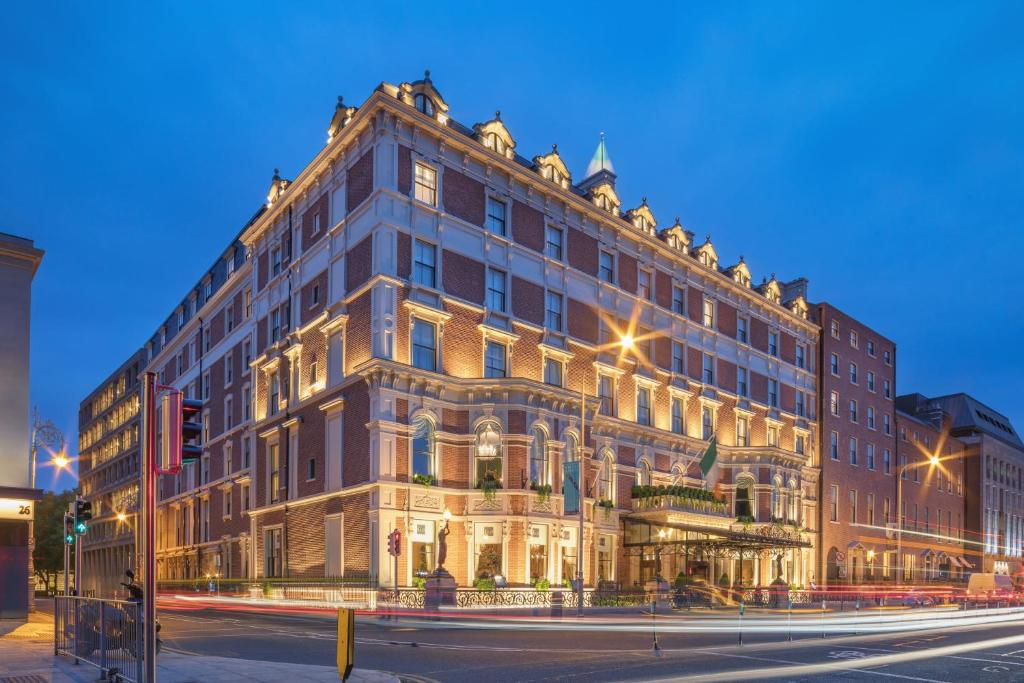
<box><xmin>576</xmin><ymin>332</ymin><xmax>635</xmax><ymax>616</ymax></box>
<box><xmin>896</xmin><ymin>454</ymin><xmax>943</xmax><ymax>585</ymax></box>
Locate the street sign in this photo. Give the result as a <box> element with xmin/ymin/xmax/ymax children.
<box><xmin>337</xmin><ymin>607</ymin><xmax>354</xmax><ymax>681</ymax></box>
<box><xmin>0</xmin><ymin>498</ymin><xmax>34</xmax><ymax>520</ymax></box>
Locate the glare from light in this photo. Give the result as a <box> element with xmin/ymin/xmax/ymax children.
<box><xmin>929</xmin><ymin>454</ymin><xmax>940</xmax><ymax>466</ymax></box>
<box><xmin>620</xmin><ymin>334</ymin><xmax>634</xmax><ymax>350</ymax></box>
<box><xmin>117</xmin><ymin>512</ymin><xmax>127</xmax><ymax>523</ymax></box>
<box><xmin>53</xmin><ymin>453</ymin><xmax>69</xmax><ymax>470</ymax></box>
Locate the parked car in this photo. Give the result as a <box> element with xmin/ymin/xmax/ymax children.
<box><xmin>965</xmin><ymin>573</ymin><xmax>1015</xmax><ymax>604</ymax></box>
<box><xmin>902</xmin><ymin>588</ymin><xmax>935</xmax><ymax>607</ymax></box>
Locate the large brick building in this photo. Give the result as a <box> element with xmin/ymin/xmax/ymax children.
<box><xmin>137</xmin><ymin>74</ymin><xmax>821</xmax><ymax>589</ymax></box>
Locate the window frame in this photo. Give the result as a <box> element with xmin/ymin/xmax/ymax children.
<box><xmin>414</xmin><ymin>162</ymin><xmax>438</xmax><ymax>206</ymax></box>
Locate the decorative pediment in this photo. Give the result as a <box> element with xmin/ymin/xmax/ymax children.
<box><xmin>533</xmin><ymin>144</ymin><xmax>571</xmax><ymax>189</ymax></box>
<box><xmin>758</xmin><ymin>275</ymin><xmax>783</xmax><ymax>304</ymax></box>
<box><xmin>691</xmin><ymin>235</ymin><xmax>719</xmax><ymax>270</ymax></box>
<box><xmin>787</xmin><ymin>294</ymin><xmax>809</xmax><ymax>319</ymax></box>
<box><xmin>658</xmin><ymin>218</ymin><xmax>692</xmax><ymax>251</ymax></box>
<box><xmin>625</xmin><ymin>198</ymin><xmax>657</xmax><ymax>234</ymax></box>
<box><xmin>588</xmin><ymin>181</ymin><xmax>620</xmax><ymax>214</ymax></box>
<box><xmin>326</xmin><ymin>95</ymin><xmax>357</xmax><ymax>144</ymax></box>
<box><xmin>724</xmin><ymin>257</ymin><xmax>752</xmax><ymax>288</ymax></box>
<box><xmin>266</xmin><ymin>168</ymin><xmax>291</xmax><ymax>208</ymax></box>
<box><xmin>397</xmin><ymin>70</ymin><xmax>449</xmax><ymax>124</ymax></box>
<box><xmin>473</xmin><ymin>111</ymin><xmax>515</xmax><ymax>159</ymax></box>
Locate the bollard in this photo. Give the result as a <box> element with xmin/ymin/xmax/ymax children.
<box><xmin>651</xmin><ymin>600</ymin><xmax>661</xmax><ymax>655</ymax></box>
<box><xmin>855</xmin><ymin>599</ymin><xmax>860</xmax><ymax>635</ymax></box>
<box><xmin>788</xmin><ymin>599</ymin><xmax>794</xmax><ymax>641</ymax></box>
<box><xmin>821</xmin><ymin>599</ymin><xmax>826</xmax><ymax>639</ymax></box>
<box><xmin>738</xmin><ymin>601</ymin><xmax>744</xmax><ymax>646</ymax></box>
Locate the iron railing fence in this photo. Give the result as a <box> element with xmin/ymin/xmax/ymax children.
<box><xmin>55</xmin><ymin>595</ymin><xmax>143</xmax><ymax>683</ymax></box>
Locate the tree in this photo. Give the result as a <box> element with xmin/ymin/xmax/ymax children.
<box><xmin>33</xmin><ymin>490</ymin><xmax>76</xmax><ymax>594</ymax></box>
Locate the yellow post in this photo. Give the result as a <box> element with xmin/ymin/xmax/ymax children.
<box><xmin>337</xmin><ymin>607</ymin><xmax>354</xmax><ymax>680</ymax></box>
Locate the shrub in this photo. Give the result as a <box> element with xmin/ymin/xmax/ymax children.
<box><xmin>532</xmin><ymin>577</ymin><xmax>550</xmax><ymax>590</ymax></box>
<box><xmin>473</xmin><ymin>577</ymin><xmax>496</xmax><ymax>591</ymax></box>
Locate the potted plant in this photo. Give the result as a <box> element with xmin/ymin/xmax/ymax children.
<box><xmin>476</xmin><ymin>473</ymin><xmax>500</xmax><ymax>501</ymax></box>
<box><xmin>530</xmin><ymin>482</ymin><xmax>553</xmax><ymax>503</ymax></box>
<box><xmin>597</xmin><ymin>499</ymin><xmax>615</xmax><ymax>518</ymax></box>
<box><xmin>412</xmin><ymin>473</ymin><xmax>436</xmax><ymax>487</ymax></box>
<box><xmin>532</xmin><ymin>577</ymin><xmax>551</xmax><ymax>590</ymax></box>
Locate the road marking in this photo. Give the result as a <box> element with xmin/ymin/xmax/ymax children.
<box><xmin>1002</xmin><ymin>649</ymin><xmax>1024</xmax><ymax>659</ymax></box>
<box><xmin>660</xmin><ymin>650</ymin><xmax>950</xmax><ymax>682</ymax></box>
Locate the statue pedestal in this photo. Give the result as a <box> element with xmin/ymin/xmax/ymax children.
<box><xmin>424</xmin><ymin>569</ymin><xmax>456</xmax><ymax>609</ymax></box>
<box><xmin>645</xmin><ymin>578</ymin><xmax>672</xmax><ymax>611</ymax></box>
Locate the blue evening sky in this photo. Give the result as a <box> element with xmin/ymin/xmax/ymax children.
<box><xmin>2</xmin><ymin>2</ymin><xmax>1021</xmax><ymax>492</ymax></box>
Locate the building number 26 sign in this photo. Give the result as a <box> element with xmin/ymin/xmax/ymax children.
<box><xmin>0</xmin><ymin>498</ymin><xmax>34</xmax><ymax>521</ymax></box>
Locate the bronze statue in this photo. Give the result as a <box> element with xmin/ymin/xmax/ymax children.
<box><xmin>436</xmin><ymin>521</ymin><xmax>450</xmax><ymax>572</ymax></box>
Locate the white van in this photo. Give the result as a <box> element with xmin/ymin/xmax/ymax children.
<box><xmin>966</xmin><ymin>572</ymin><xmax>1014</xmax><ymax>600</ymax></box>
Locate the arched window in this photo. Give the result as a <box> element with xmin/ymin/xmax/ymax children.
<box><xmin>414</xmin><ymin>93</ymin><xmax>435</xmax><ymax>116</ymax></box>
<box><xmin>595</xmin><ymin>449</ymin><xmax>614</xmax><ymax>501</ymax></box>
<box><xmin>485</xmin><ymin>132</ymin><xmax>505</xmax><ymax>154</ymax></box>
<box><xmin>530</xmin><ymin>426</ymin><xmax>548</xmax><ymax>486</ymax></box>
<box><xmin>411</xmin><ymin>417</ymin><xmax>435</xmax><ymax>481</ymax></box>
<box><xmin>475</xmin><ymin>422</ymin><xmax>503</xmax><ymax>487</ymax></box>
<box><xmin>771</xmin><ymin>476</ymin><xmax>783</xmax><ymax>519</ymax></box>
<box><xmin>565</xmin><ymin>432</ymin><xmax>579</xmax><ymax>462</ymax></box>
<box><xmin>636</xmin><ymin>460</ymin><xmax>651</xmax><ymax>487</ymax></box>
<box><xmin>788</xmin><ymin>479</ymin><xmax>800</xmax><ymax>524</ymax></box>
<box><xmin>735</xmin><ymin>476</ymin><xmax>754</xmax><ymax>519</ymax></box>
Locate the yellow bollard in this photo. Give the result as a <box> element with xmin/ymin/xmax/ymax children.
<box><xmin>337</xmin><ymin>607</ymin><xmax>354</xmax><ymax>681</ymax></box>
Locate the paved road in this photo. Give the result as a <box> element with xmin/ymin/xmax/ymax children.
<box><xmin>146</xmin><ymin>601</ymin><xmax>1024</xmax><ymax>682</ymax></box>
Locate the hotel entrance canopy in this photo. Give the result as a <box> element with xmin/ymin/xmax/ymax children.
<box><xmin>623</xmin><ymin>514</ymin><xmax>812</xmax><ymax>558</ymax></box>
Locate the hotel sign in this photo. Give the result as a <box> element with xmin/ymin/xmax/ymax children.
<box><xmin>0</xmin><ymin>498</ymin><xmax>34</xmax><ymax>521</ymax></box>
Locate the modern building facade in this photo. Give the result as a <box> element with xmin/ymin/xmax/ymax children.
<box><xmin>77</xmin><ymin>348</ymin><xmax>147</xmax><ymax>596</ymax></box>
<box><xmin>812</xmin><ymin>303</ymin><xmax>897</xmax><ymax>585</ymax></box>
<box><xmin>0</xmin><ymin>232</ymin><xmax>45</xmax><ymax>618</ymax></box>
<box><xmin>899</xmin><ymin>393</ymin><xmax>1024</xmax><ymax>575</ymax></box>
<box><xmin>127</xmin><ymin>74</ymin><xmax>820</xmax><ymax>590</ymax></box>
<box><xmin>893</xmin><ymin>397</ymin><xmax>968</xmax><ymax>583</ymax></box>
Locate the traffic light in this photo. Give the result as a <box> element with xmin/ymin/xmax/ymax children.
<box><xmin>74</xmin><ymin>499</ymin><xmax>92</xmax><ymax>535</ymax></box>
<box><xmin>180</xmin><ymin>398</ymin><xmax>204</xmax><ymax>463</ymax></box>
<box><xmin>387</xmin><ymin>529</ymin><xmax>401</xmax><ymax>557</ymax></box>
<box><xmin>64</xmin><ymin>515</ymin><xmax>75</xmax><ymax>544</ymax></box>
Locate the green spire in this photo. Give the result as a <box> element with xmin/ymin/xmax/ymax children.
<box><xmin>585</xmin><ymin>132</ymin><xmax>615</xmax><ymax>179</ymax></box>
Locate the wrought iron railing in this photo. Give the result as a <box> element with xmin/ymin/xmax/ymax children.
<box><xmin>55</xmin><ymin>595</ymin><xmax>143</xmax><ymax>683</ymax></box>
<box><xmin>631</xmin><ymin>494</ymin><xmax>730</xmax><ymax>517</ymax></box>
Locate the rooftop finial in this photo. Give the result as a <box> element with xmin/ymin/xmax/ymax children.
<box><xmin>674</xmin><ymin>216</ymin><xmax>681</xmax><ymax>225</ymax></box>
<box><xmin>705</xmin><ymin>234</ymin><xmax>711</xmax><ymax>242</ymax></box>
<box><xmin>739</xmin><ymin>255</ymin><xmax>745</xmax><ymax>263</ymax></box>
<box><xmin>584</xmin><ymin>133</ymin><xmax>615</xmax><ymax>179</ymax></box>
<box><xmin>424</xmin><ymin>69</ymin><xmax>431</xmax><ymax>81</ymax></box>
<box><xmin>495</xmin><ymin>110</ymin><xmax>501</xmax><ymax>120</ymax></box>
<box><xmin>552</xmin><ymin>143</ymin><xmax>558</xmax><ymax>152</ymax></box>
<box><xmin>273</xmin><ymin>168</ymin><xmax>280</xmax><ymax>177</ymax></box>
<box><xmin>642</xmin><ymin>196</ymin><xmax>648</xmax><ymax>205</ymax></box>
<box><xmin>337</xmin><ymin>95</ymin><xmax>344</xmax><ymax>106</ymax></box>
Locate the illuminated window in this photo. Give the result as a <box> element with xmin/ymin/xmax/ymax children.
<box><xmin>702</xmin><ymin>298</ymin><xmax>715</xmax><ymax>328</ymax></box>
<box><xmin>638</xmin><ymin>269</ymin><xmax>652</xmax><ymax>300</ymax></box>
<box><xmin>673</xmin><ymin>286</ymin><xmax>685</xmax><ymax>315</ymax></box>
<box><xmin>545</xmin><ymin>226</ymin><xmax>563</xmax><ymax>260</ymax></box>
<box><xmin>411</xmin><ymin>417</ymin><xmax>435</xmax><ymax>480</ymax></box>
<box><xmin>414</xmin><ymin>163</ymin><xmax>437</xmax><ymax>205</ymax></box>
<box><xmin>411</xmin><ymin>319</ymin><xmax>437</xmax><ymax>372</ymax></box>
<box><xmin>598</xmin><ymin>375</ymin><xmax>616</xmax><ymax>417</ymax></box>
<box><xmin>701</xmin><ymin>406</ymin><xmax>714</xmax><ymax>440</ymax></box>
<box><xmin>543</xmin><ymin>357</ymin><xmax>563</xmax><ymax>387</ymax></box>
<box><xmin>636</xmin><ymin>386</ymin><xmax>651</xmax><ymax>426</ymax></box>
<box><xmin>485</xmin><ymin>341</ymin><xmax>506</xmax><ymax>378</ymax></box>
<box><xmin>414</xmin><ymin>93</ymin><xmax>435</xmax><ymax>116</ymax></box>
<box><xmin>475</xmin><ymin>422</ymin><xmax>503</xmax><ymax>487</ymax></box>
<box><xmin>530</xmin><ymin>427</ymin><xmax>548</xmax><ymax>486</ymax></box>
<box><xmin>671</xmin><ymin>397</ymin><xmax>685</xmax><ymax>435</ymax></box>
<box><xmin>737</xmin><ymin>415</ymin><xmax>750</xmax><ymax>447</ymax></box>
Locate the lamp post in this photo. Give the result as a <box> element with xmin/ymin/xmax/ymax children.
<box><xmin>28</xmin><ymin>412</ymin><xmax>65</xmax><ymax>611</ymax></box>
<box><xmin>896</xmin><ymin>454</ymin><xmax>940</xmax><ymax>585</ymax></box>
<box><xmin>576</xmin><ymin>333</ymin><xmax>634</xmax><ymax>617</ymax></box>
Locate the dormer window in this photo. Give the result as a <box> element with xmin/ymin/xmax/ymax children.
<box><xmin>484</xmin><ymin>132</ymin><xmax>505</xmax><ymax>155</ymax></box>
<box><xmin>414</xmin><ymin>93</ymin><xmax>435</xmax><ymax>116</ymax></box>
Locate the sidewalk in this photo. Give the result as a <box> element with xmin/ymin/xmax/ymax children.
<box><xmin>1</xmin><ymin>612</ymin><xmax>397</xmax><ymax>683</ymax></box>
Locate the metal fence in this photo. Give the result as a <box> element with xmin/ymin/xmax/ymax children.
<box><xmin>55</xmin><ymin>595</ymin><xmax>143</xmax><ymax>683</ymax></box>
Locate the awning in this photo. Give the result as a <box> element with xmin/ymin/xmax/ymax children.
<box><xmin>948</xmin><ymin>556</ymin><xmax>962</xmax><ymax>568</ymax></box>
<box><xmin>958</xmin><ymin>556</ymin><xmax>975</xmax><ymax>569</ymax></box>
<box><xmin>919</xmin><ymin>548</ymin><xmax>935</xmax><ymax>558</ymax></box>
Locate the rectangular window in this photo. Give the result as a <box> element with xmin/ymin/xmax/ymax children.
<box><xmin>829</xmin><ymin>485</ymin><xmax>838</xmax><ymax>522</ymax></box>
<box><xmin>486</xmin><ymin>268</ymin><xmax>506</xmax><ymax>312</ymax></box>
<box><xmin>672</xmin><ymin>286</ymin><xmax>685</xmax><ymax>314</ymax></box>
<box><xmin>867</xmin><ymin>443</ymin><xmax>876</xmax><ymax>470</ymax></box>
<box><xmin>702</xmin><ymin>298</ymin><xmax>715</xmax><ymax>328</ymax></box>
<box><xmin>671</xmin><ymin>397</ymin><xmax>685</xmax><ymax>435</ymax></box>
<box><xmin>867</xmin><ymin>493</ymin><xmax>875</xmax><ymax>526</ymax></box>
<box><xmin>638</xmin><ymin>269</ymin><xmax>652</xmax><ymax>300</ymax></box>
<box><xmin>830</xmin><ymin>353</ymin><xmax>839</xmax><ymax>376</ymax></box>
<box><xmin>883</xmin><ymin>497</ymin><xmax>891</xmax><ymax>525</ymax></box>
<box><xmin>413</xmin><ymin>239</ymin><xmax>436</xmax><ymax>288</ymax></box>
<box><xmin>486</xmin><ymin>197</ymin><xmax>506</xmax><ymax>236</ymax></box>
<box><xmin>830</xmin><ymin>431</ymin><xmax>839</xmax><ymax>460</ymax></box>
<box><xmin>702</xmin><ymin>353</ymin><xmax>714</xmax><ymax>385</ymax></box>
<box><xmin>242</xmin><ymin>436</ymin><xmax>251</xmax><ymax>468</ymax></box>
<box><xmin>701</xmin><ymin>406</ymin><xmax>714</xmax><ymax>440</ymax></box>
<box><xmin>225</xmin><ymin>395</ymin><xmax>234</xmax><ymax>430</ymax></box>
<box><xmin>411</xmin><ymin>319</ymin><xmax>437</xmax><ymax>372</ymax></box>
<box><xmin>849</xmin><ymin>362</ymin><xmax>858</xmax><ymax>384</ymax></box>
<box><xmin>313</xmin><ymin>213</ymin><xmax>321</xmax><ymax>235</ymax></box>
<box><xmin>883</xmin><ymin>379</ymin><xmax>892</xmax><ymax>399</ymax></box>
<box><xmin>768</xmin><ymin>424</ymin><xmax>780</xmax><ymax>447</ymax></box>
<box><xmin>414</xmin><ymin>163</ymin><xmax>437</xmax><ymax>205</ymax></box>
<box><xmin>271</xmin><ymin>246</ymin><xmax>282</xmax><ymax>277</ymax></box>
<box><xmin>867</xmin><ymin>340</ymin><xmax>876</xmax><ymax>357</ymax></box>
<box><xmin>830</xmin><ymin>391</ymin><xmax>839</xmax><ymax>416</ymax></box>
<box><xmin>264</xmin><ymin>527</ymin><xmax>281</xmax><ymax>577</ymax></box>
<box><xmin>883</xmin><ymin>414</ymin><xmax>891</xmax><ymax>435</ymax></box>
<box><xmin>795</xmin><ymin>433</ymin><xmax>805</xmax><ymax>455</ymax></box>
<box><xmin>849</xmin><ymin>437</ymin><xmax>858</xmax><ymax>465</ymax></box>
<box><xmin>269</xmin><ymin>443</ymin><xmax>281</xmax><ymax>504</ymax></box>
<box><xmin>768</xmin><ymin>379</ymin><xmax>778</xmax><ymax>407</ymax></box>
<box><xmin>543</xmin><ymin>357</ymin><xmax>563</xmax><ymax>387</ymax></box>
<box><xmin>484</xmin><ymin>341</ymin><xmax>506</xmax><ymax>378</ymax></box>
<box><xmin>243</xmin><ymin>386</ymin><xmax>251</xmax><ymax>421</ymax></box>
<box><xmin>737</xmin><ymin>416</ymin><xmax>750</xmax><ymax>447</ymax></box>
<box><xmin>672</xmin><ymin>341</ymin><xmax>685</xmax><ymax>374</ymax></box>
<box><xmin>796</xmin><ymin>391</ymin><xmax>805</xmax><ymax>417</ymax></box>
<box><xmin>737</xmin><ymin>317</ymin><xmax>748</xmax><ymax>344</ymax></box>
<box><xmin>202</xmin><ymin>371</ymin><xmax>211</xmax><ymax>400</ymax></box>
<box><xmin>768</xmin><ymin>332</ymin><xmax>779</xmax><ymax>357</ymax></box>
<box><xmin>268</xmin><ymin>374</ymin><xmax>279</xmax><ymax>416</ymax></box>
<box><xmin>795</xmin><ymin>344</ymin><xmax>805</xmax><ymax>369</ymax></box>
<box><xmin>636</xmin><ymin>386</ymin><xmax>651</xmax><ymax>426</ymax></box>
<box><xmin>244</xmin><ymin>288</ymin><xmax>252</xmax><ymax>318</ymax></box>
<box><xmin>307</xmin><ymin>457</ymin><xmax>316</xmax><ymax>481</ymax></box>
<box><xmin>849</xmin><ymin>399</ymin><xmax>858</xmax><ymax>422</ymax></box>
<box><xmin>737</xmin><ymin>367</ymin><xmax>748</xmax><ymax>397</ymax></box>
<box><xmin>849</xmin><ymin>489</ymin><xmax>857</xmax><ymax>523</ymax></box>
<box><xmin>884</xmin><ymin>448</ymin><xmax>891</xmax><ymax>474</ymax></box>
<box><xmin>271</xmin><ymin>308</ymin><xmax>281</xmax><ymax>342</ymax></box>
<box><xmin>883</xmin><ymin>350</ymin><xmax>892</xmax><ymax>366</ymax></box>
<box><xmin>225</xmin><ymin>352</ymin><xmax>233</xmax><ymax>385</ymax></box>
<box><xmin>867</xmin><ymin>371</ymin><xmax>876</xmax><ymax>392</ymax></box>
<box><xmin>226</xmin><ymin>306</ymin><xmax>235</xmax><ymax>332</ymax></box>
<box><xmin>243</xmin><ymin>339</ymin><xmax>252</xmax><ymax>367</ymax></box>
<box><xmin>545</xmin><ymin>291</ymin><xmax>563</xmax><ymax>331</ymax></box>
<box><xmin>599</xmin><ymin>250</ymin><xmax>615</xmax><ymax>283</ymax></box>
<box><xmin>545</xmin><ymin>225</ymin><xmax>563</xmax><ymax>260</ymax></box>
<box><xmin>598</xmin><ymin>375</ymin><xmax>615</xmax><ymax>417</ymax></box>
<box><xmin>850</xmin><ymin>330</ymin><xmax>859</xmax><ymax>348</ymax></box>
